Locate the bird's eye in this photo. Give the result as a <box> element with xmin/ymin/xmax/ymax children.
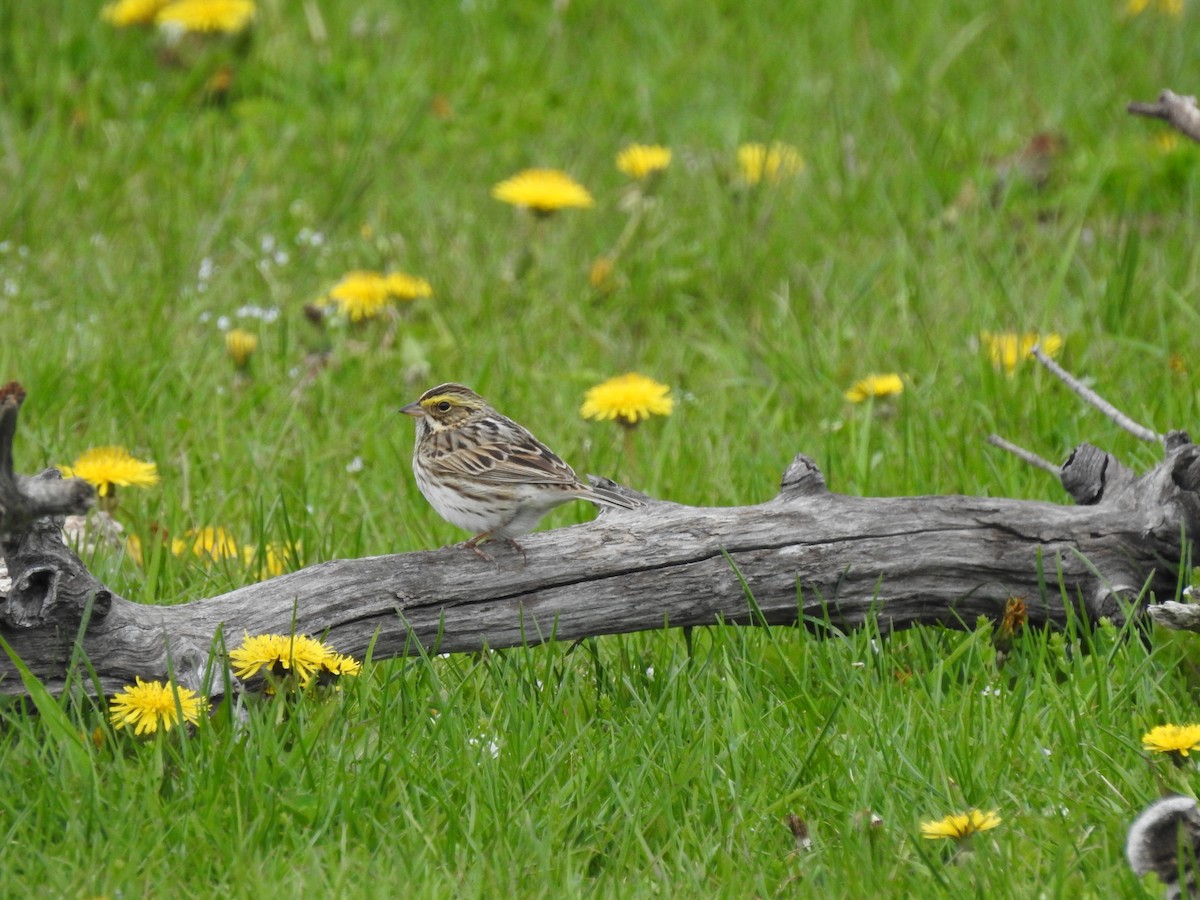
<box><xmin>436</xmin><ymin>401</ymin><xmax>452</xmax><ymax>412</ymax></box>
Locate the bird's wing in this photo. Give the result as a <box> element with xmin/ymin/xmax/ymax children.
<box><xmin>429</xmin><ymin>430</ymin><xmax>582</xmax><ymax>488</ymax></box>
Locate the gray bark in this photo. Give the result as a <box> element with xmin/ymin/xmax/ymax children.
<box><xmin>2</xmin><ymin>418</ymin><xmax>1198</xmax><ymax>698</ymax></box>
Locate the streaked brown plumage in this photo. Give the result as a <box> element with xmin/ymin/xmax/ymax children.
<box><xmin>401</xmin><ymin>383</ymin><xmax>638</xmax><ymax>558</ymax></box>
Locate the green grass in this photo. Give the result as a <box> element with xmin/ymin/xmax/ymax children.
<box><xmin>3</xmin><ymin>0</ymin><xmax>1200</xmax><ymax>895</ymax></box>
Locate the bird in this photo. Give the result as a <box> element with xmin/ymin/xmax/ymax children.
<box><xmin>400</xmin><ymin>383</ymin><xmax>640</xmax><ymax>559</ymax></box>
<box><xmin>1127</xmin><ymin>795</ymin><xmax>1200</xmax><ymax>899</ymax></box>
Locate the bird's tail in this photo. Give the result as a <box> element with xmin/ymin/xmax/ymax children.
<box><xmin>585</xmin><ymin>482</ymin><xmax>642</xmax><ymax>510</ymax></box>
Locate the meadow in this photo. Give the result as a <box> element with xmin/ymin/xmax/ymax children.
<box><xmin>2</xmin><ymin>0</ymin><xmax>1200</xmax><ymax>895</ymax></box>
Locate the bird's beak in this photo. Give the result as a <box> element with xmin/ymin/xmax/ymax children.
<box><xmin>399</xmin><ymin>401</ymin><xmax>425</xmax><ymax>417</ymax></box>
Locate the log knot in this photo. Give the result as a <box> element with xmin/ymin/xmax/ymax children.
<box><xmin>1061</xmin><ymin>443</ymin><xmax>1138</xmax><ymax>506</ymax></box>
<box><xmin>1</xmin><ymin>500</ymin><xmax>113</xmax><ymax>630</ymax></box>
<box><xmin>1166</xmin><ymin>431</ymin><xmax>1200</xmax><ymax>494</ymax></box>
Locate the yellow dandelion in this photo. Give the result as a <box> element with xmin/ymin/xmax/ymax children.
<box><xmin>491</xmin><ymin>168</ymin><xmax>594</xmax><ymax>215</ymax></box>
<box><xmin>240</xmin><ymin>542</ymin><xmax>295</xmax><ymax>579</ymax></box>
<box><xmin>1125</xmin><ymin>0</ymin><xmax>1184</xmax><ymax>18</ymax></box>
<box><xmin>230</xmin><ymin>633</ymin><xmax>362</xmax><ymax>689</ymax></box>
<box><xmin>589</xmin><ymin>256</ymin><xmax>617</xmax><ymax>292</ymax></box>
<box><xmin>980</xmin><ymin>331</ymin><xmax>1063</xmax><ymax>375</ymax></box>
<box><xmin>230</xmin><ymin>633</ymin><xmax>332</xmax><ymax>685</ymax></box>
<box><xmin>225</xmin><ymin>328</ymin><xmax>258</xmax><ymax>369</ymax></box>
<box><xmin>844</xmin><ymin>373</ymin><xmax>904</xmax><ymax>403</ymax></box>
<box><xmin>616</xmin><ymin>144</ymin><xmax>672</xmax><ymax>180</ymax></box>
<box><xmin>384</xmin><ymin>271</ymin><xmax>434</xmax><ymax>301</ymax></box>
<box><xmin>1143</xmin><ymin>724</ymin><xmax>1200</xmax><ymax>756</ymax></box>
<box><xmin>999</xmin><ymin>596</ymin><xmax>1027</xmax><ymax>639</ymax></box>
<box><xmin>171</xmin><ymin>526</ymin><xmax>239</xmax><ymax>562</ymax></box>
<box><xmin>324</xmin><ymin>652</ymin><xmax>363</xmax><ymax>677</ymax></box>
<box><xmin>101</xmin><ymin>0</ymin><xmax>171</xmax><ymax>26</ymax></box>
<box><xmin>61</xmin><ymin>446</ymin><xmax>159</xmax><ymax>498</ymax></box>
<box><xmin>920</xmin><ymin>809</ymin><xmax>1002</xmax><ymax>840</ymax></box>
<box><xmin>737</xmin><ymin>142</ymin><xmax>805</xmax><ymax>186</ymax></box>
<box><xmin>109</xmin><ymin>677</ymin><xmax>208</xmax><ymax>736</ymax></box>
<box><xmin>581</xmin><ymin>373</ymin><xmax>674</xmax><ymax>427</ymax></box>
<box><xmin>156</xmin><ymin>0</ymin><xmax>256</xmax><ymax>34</ymax></box>
<box><xmin>126</xmin><ymin>533</ymin><xmax>145</xmax><ymax>568</ymax></box>
<box><xmin>327</xmin><ymin>270</ymin><xmax>393</xmax><ymax>323</ymax></box>
<box><xmin>1153</xmin><ymin>131</ymin><xmax>1181</xmax><ymax>154</ymax></box>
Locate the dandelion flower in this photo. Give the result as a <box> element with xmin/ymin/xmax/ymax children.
<box><xmin>589</xmin><ymin>256</ymin><xmax>617</xmax><ymax>291</ymax></box>
<box><xmin>324</xmin><ymin>652</ymin><xmax>363</xmax><ymax>677</ymax></box>
<box><xmin>581</xmin><ymin>373</ymin><xmax>674</xmax><ymax>427</ymax></box>
<box><xmin>737</xmin><ymin>142</ymin><xmax>805</xmax><ymax>186</ymax></box>
<box><xmin>492</xmin><ymin>168</ymin><xmax>594</xmax><ymax>215</ymax></box>
<box><xmin>109</xmin><ymin>677</ymin><xmax>207</xmax><ymax>735</ymax></box>
<box><xmin>981</xmin><ymin>331</ymin><xmax>1063</xmax><ymax>375</ymax></box>
<box><xmin>920</xmin><ymin>809</ymin><xmax>1002</xmax><ymax>840</ymax></box>
<box><xmin>1125</xmin><ymin>0</ymin><xmax>1184</xmax><ymax>18</ymax></box>
<box><xmin>102</xmin><ymin>0</ymin><xmax>171</xmax><ymax>26</ymax></box>
<box><xmin>327</xmin><ymin>270</ymin><xmax>393</xmax><ymax>322</ymax></box>
<box><xmin>616</xmin><ymin>144</ymin><xmax>672</xmax><ymax>180</ymax></box>
<box><xmin>230</xmin><ymin>633</ymin><xmax>361</xmax><ymax>687</ymax></box>
<box><xmin>844</xmin><ymin>373</ymin><xmax>904</xmax><ymax>403</ymax></box>
<box><xmin>999</xmin><ymin>596</ymin><xmax>1027</xmax><ymax>638</ymax></box>
<box><xmin>171</xmin><ymin>526</ymin><xmax>239</xmax><ymax>562</ymax></box>
<box><xmin>1152</xmin><ymin>131</ymin><xmax>1181</xmax><ymax>154</ymax></box>
<box><xmin>1143</xmin><ymin>724</ymin><xmax>1200</xmax><ymax>757</ymax></box>
<box><xmin>156</xmin><ymin>0</ymin><xmax>256</xmax><ymax>34</ymax></box>
<box><xmin>384</xmin><ymin>271</ymin><xmax>434</xmax><ymax>302</ymax></box>
<box><xmin>225</xmin><ymin>328</ymin><xmax>258</xmax><ymax>369</ymax></box>
<box><xmin>241</xmin><ymin>542</ymin><xmax>293</xmax><ymax>579</ymax></box>
<box><xmin>61</xmin><ymin>446</ymin><xmax>159</xmax><ymax>498</ymax></box>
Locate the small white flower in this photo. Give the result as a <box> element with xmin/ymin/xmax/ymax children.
<box><xmin>236</xmin><ymin>305</ymin><xmax>280</xmax><ymax>323</ymax></box>
<box><xmin>346</xmin><ymin>456</ymin><xmax>364</xmax><ymax>474</ymax></box>
<box><xmin>216</xmin><ymin>315</ymin><xmax>231</xmax><ymax>331</ymax></box>
<box><xmin>468</xmin><ymin>735</ymin><xmax>501</xmax><ymax>758</ymax></box>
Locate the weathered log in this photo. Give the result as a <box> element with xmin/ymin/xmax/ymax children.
<box><xmin>2</xmin><ymin>429</ymin><xmax>1198</xmax><ymax>698</ymax></box>
<box><xmin>2</xmin><ymin>365</ymin><xmax>1199</xmax><ymax>699</ymax></box>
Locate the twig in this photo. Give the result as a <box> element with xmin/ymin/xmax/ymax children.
<box><xmin>1031</xmin><ymin>346</ymin><xmax>1164</xmax><ymax>444</ymax></box>
<box><xmin>985</xmin><ymin>434</ymin><xmax>1060</xmax><ymax>475</ymax></box>
<box><xmin>1128</xmin><ymin>89</ymin><xmax>1200</xmax><ymax>144</ymax></box>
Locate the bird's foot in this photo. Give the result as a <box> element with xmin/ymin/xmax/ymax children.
<box><xmin>462</xmin><ymin>534</ymin><xmax>526</xmax><ymax>563</ymax></box>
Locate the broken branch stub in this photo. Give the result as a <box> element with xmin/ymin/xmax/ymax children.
<box><xmin>0</xmin><ymin>382</ymin><xmax>94</xmax><ymax>538</ymax></box>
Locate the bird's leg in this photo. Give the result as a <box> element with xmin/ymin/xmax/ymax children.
<box><xmin>462</xmin><ymin>533</ymin><xmax>494</xmax><ymax>561</ymax></box>
<box><xmin>462</xmin><ymin>533</ymin><xmax>527</xmax><ymax>564</ymax></box>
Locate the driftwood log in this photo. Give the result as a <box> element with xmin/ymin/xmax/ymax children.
<box><xmin>2</xmin><ymin>364</ymin><xmax>1200</xmax><ymax>699</ymax></box>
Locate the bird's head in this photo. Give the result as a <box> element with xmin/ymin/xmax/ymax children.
<box><xmin>401</xmin><ymin>383</ymin><xmax>489</xmax><ymax>432</ymax></box>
